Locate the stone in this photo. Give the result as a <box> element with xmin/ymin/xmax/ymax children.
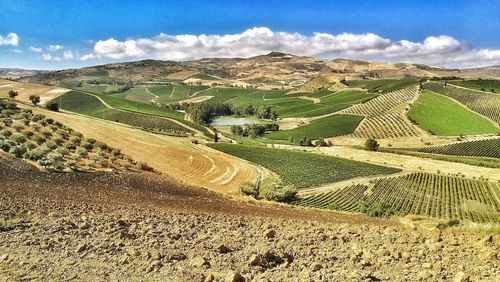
<box><xmin>265</xmin><ymin>229</ymin><xmax>276</xmax><ymax>239</ymax></box>
<box><xmin>226</xmin><ymin>271</ymin><xmax>245</xmax><ymax>282</ymax></box>
<box><xmin>190</xmin><ymin>256</ymin><xmax>210</xmax><ymax>267</ymax></box>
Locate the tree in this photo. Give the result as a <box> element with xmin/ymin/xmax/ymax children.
<box><xmin>230</xmin><ymin>125</ymin><xmax>244</xmax><ymax>136</ymax></box>
<box><xmin>45</xmin><ymin>101</ymin><xmax>59</xmax><ymax>112</ymax></box>
<box><xmin>29</xmin><ymin>95</ymin><xmax>41</xmax><ymax>106</ymax></box>
<box><xmin>365</xmin><ymin>138</ymin><xmax>379</xmax><ymax>151</ymax></box>
<box><xmin>243</xmin><ymin>104</ymin><xmax>255</xmax><ymax>116</ymax></box>
<box><xmin>8</xmin><ymin>90</ymin><xmax>18</xmax><ymax>99</ymax></box>
<box><xmin>214</xmin><ymin>129</ymin><xmax>218</xmax><ymax>143</ymax></box>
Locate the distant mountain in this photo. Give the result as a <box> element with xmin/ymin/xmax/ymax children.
<box><xmin>0</xmin><ymin>68</ymin><xmax>46</xmax><ymax>79</ymax></box>
<box><xmin>17</xmin><ymin>52</ymin><xmax>500</xmax><ymax>87</ymax></box>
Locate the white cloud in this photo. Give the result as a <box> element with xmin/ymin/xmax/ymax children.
<box><xmin>0</xmin><ymin>33</ymin><xmax>20</xmax><ymax>46</ymax></box>
<box><xmin>63</xmin><ymin>50</ymin><xmax>74</xmax><ymax>59</ymax></box>
<box><xmin>48</xmin><ymin>44</ymin><xmax>63</xmax><ymax>52</ymax></box>
<box><xmin>29</xmin><ymin>46</ymin><xmax>42</xmax><ymax>52</ymax></box>
<box><xmin>13</xmin><ymin>49</ymin><xmax>23</xmax><ymax>54</ymax></box>
<box><xmin>81</xmin><ymin>27</ymin><xmax>500</xmax><ymax>68</ymax></box>
<box><xmin>80</xmin><ymin>53</ymin><xmax>97</xmax><ymax>61</ymax></box>
<box><xmin>41</xmin><ymin>53</ymin><xmax>61</xmax><ymax>61</ymax></box>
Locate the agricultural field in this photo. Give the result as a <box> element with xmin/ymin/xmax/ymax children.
<box><xmin>58</xmin><ymin>91</ymin><xmax>192</xmax><ymax>134</ymax></box>
<box><xmin>403</xmin><ymin>139</ymin><xmax>500</xmax><ymax>159</ymax></box>
<box><xmin>208</xmin><ymin>143</ymin><xmax>400</xmax><ymax>188</ymax></box>
<box><xmin>148</xmin><ymin>85</ymin><xmax>209</xmax><ymax>103</ymax></box>
<box><xmin>292</xmin><ymin>172</ymin><xmax>500</xmax><ymax>223</ymax></box>
<box><xmin>265</xmin><ymin>114</ymin><xmax>363</xmax><ymax>140</ymax></box>
<box><xmin>424</xmin><ymin>82</ymin><xmax>500</xmax><ymax>124</ymax></box>
<box><xmin>340</xmin><ymin>86</ymin><xmax>418</xmax><ymax>116</ymax></box>
<box><xmin>0</xmin><ymin>98</ymin><xmax>142</xmax><ymax>172</ymax></box>
<box><xmin>407</xmin><ymin>90</ymin><xmax>498</xmax><ymax>136</ymax></box>
<box><xmin>449</xmin><ymin>79</ymin><xmax>500</xmax><ymax>94</ymax></box>
<box><xmin>346</xmin><ymin>78</ymin><xmax>418</xmax><ymax>93</ymax></box>
<box><xmin>353</xmin><ymin>112</ymin><xmax>422</xmax><ymax>138</ymax></box>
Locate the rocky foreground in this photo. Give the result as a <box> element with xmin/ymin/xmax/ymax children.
<box><xmin>0</xmin><ymin>155</ymin><xmax>498</xmax><ymax>281</ymax></box>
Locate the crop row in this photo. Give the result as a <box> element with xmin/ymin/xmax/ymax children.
<box><xmin>292</xmin><ymin>172</ymin><xmax>500</xmax><ymax>223</ymax></box>
<box><xmin>208</xmin><ymin>143</ymin><xmax>401</xmax><ymax>189</ymax></box>
<box><xmin>353</xmin><ymin>112</ymin><xmax>422</xmax><ymax>138</ymax></box>
<box><xmin>340</xmin><ymin>86</ymin><xmax>419</xmax><ymax>117</ymax></box>
<box><xmin>403</xmin><ymin>139</ymin><xmax>500</xmax><ymax>159</ymax></box>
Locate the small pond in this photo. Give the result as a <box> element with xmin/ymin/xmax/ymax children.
<box><xmin>211</xmin><ymin>116</ymin><xmax>264</xmax><ymax>126</ymax></box>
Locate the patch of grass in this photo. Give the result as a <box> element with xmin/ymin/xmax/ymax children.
<box><xmin>407</xmin><ymin>90</ymin><xmax>498</xmax><ymax>135</ymax></box>
<box><xmin>208</xmin><ymin>143</ymin><xmax>400</xmax><ymax>188</ymax></box>
<box><xmin>449</xmin><ymin>79</ymin><xmax>500</xmax><ymax>94</ymax></box>
<box><xmin>346</xmin><ymin>78</ymin><xmax>418</xmax><ymax>93</ymax></box>
<box><xmin>266</xmin><ymin>114</ymin><xmax>363</xmax><ymax>140</ymax></box>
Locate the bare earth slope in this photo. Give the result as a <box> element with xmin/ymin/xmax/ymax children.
<box><xmin>0</xmin><ymin>156</ymin><xmax>498</xmax><ymax>281</ymax></box>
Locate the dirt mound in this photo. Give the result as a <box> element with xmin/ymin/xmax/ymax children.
<box><xmin>0</xmin><ymin>157</ymin><xmax>498</xmax><ymax>281</ymax></box>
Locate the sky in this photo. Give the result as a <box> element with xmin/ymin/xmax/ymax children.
<box><xmin>0</xmin><ymin>0</ymin><xmax>499</xmax><ymax>70</ymax></box>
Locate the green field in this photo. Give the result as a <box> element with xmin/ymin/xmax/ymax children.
<box><xmin>407</xmin><ymin>90</ymin><xmax>498</xmax><ymax>135</ymax></box>
<box><xmin>450</xmin><ymin>80</ymin><xmax>500</xmax><ymax>94</ymax></box>
<box><xmin>208</xmin><ymin>143</ymin><xmax>400</xmax><ymax>188</ymax></box>
<box><xmin>346</xmin><ymin>78</ymin><xmax>417</xmax><ymax>93</ymax></box>
<box><xmin>403</xmin><ymin>139</ymin><xmax>500</xmax><ymax>159</ymax></box>
<box><xmin>292</xmin><ymin>172</ymin><xmax>500</xmax><ymax>223</ymax></box>
<box><xmin>266</xmin><ymin>114</ymin><xmax>363</xmax><ymax>140</ymax></box>
<box><xmin>58</xmin><ymin>91</ymin><xmax>191</xmax><ymax>133</ymax></box>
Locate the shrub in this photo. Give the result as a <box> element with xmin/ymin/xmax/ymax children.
<box><xmin>82</xmin><ymin>142</ymin><xmax>93</xmax><ymax>150</ymax></box>
<box><xmin>64</xmin><ymin>160</ymin><xmax>78</xmax><ymax>171</ymax></box>
<box><xmin>45</xmin><ymin>101</ymin><xmax>59</xmax><ymax>111</ymax></box>
<box><xmin>23</xmin><ymin>130</ymin><xmax>34</xmax><ymax>138</ymax></box>
<box><xmin>365</xmin><ymin>138</ymin><xmax>380</xmax><ymax>151</ymax></box>
<box><xmin>9</xmin><ymin>145</ymin><xmax>27</xmax><ymax>158</ymax></box>
<box><xmin>29</xmin><ymin>95</ymin><xmax>41</xmax><ymax>106</ymax></box>
<box><xmin>40</xmin><ymin>130</ymin><xmax>52</xmax><ymax>138</ymax></box>
<box><xmin>53</xmin><ymin>138</ymin><xmax>64</xmax><ymax>146</ymax></box>
<box><xmin>0</xmin><ymin>140</ymin><xmax>11</xmax><ymax>152</ymax></box>
<box><xmin>25</xmin><ymin>142</ymin><xmax>36</xmax><ymax>150</ymax></box>
<box><xmin>12</xmin><ymin>124</ymin><xmax>24</xmax><ymax>132</ymax></box>
<box><xmin>75</xmin><ymin>148</ymin><xmax>88</xmax><ymax>156</ymax></box>
<box><xmin>258</xmin><ymin>177</ymin><xmax>296</xmax><ymax>202</ymax></box>
<box><xmin>65</xmin><ymin>142</ymin><xmax>77</xmax><ymax>150</ymax></box>
<box><xmin>55</xmin><ymin>147</ymin><xmax>69</xmax><ymax>155</ymax></box>
<box><xmin>10</xmin><ymin>134</ymin><xmax>27</xmax><ymax>144</ymax></box>
<box><xmin>111</xmin><ymin>149</ymin><xmax>121</xmax><ymax>157</ymax></box>
<box><xmin>437</xmin><ymin>219</ymin><xmax>461</xmax><ymax>230</ymax></box>
<box><xmin>47</xmin><ymin>152</ymin><xmax>64</xmax><ymax>162</ymax></box>
<box><xmin>24</xmin><ymin>146</ymin><xmax>51</xmax><ymax>161</ymax></box>
<box><xmin>32</xmin><ymin>114</ymin><xmax>44</xmax><ymax>122</ymax></box>
<box><xmin>358</xmin><ymin>201</ymin><xmax>394</xmax><ymax>217</ymax></box>
<box><xmin>137</xmin><ymin>162</ymin><xmax>154</xmax><ymax>171</ymax></box>
<box><xmin>32</xmin><ymin>135</ymin><xmax>46</xmax><ymax>145</ymax></box>
<box><xmin>0</xmin><ymin>129</ymin><xmax>12</xmax><ymax>137</ymax></box>
<box><xmin>239</xmin><ymin>182</ymin><xmax>259</xmax><ymax>198</ymax></box>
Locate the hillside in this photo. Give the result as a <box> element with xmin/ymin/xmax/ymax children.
<box><xmin>17</xmin><ymin>53</ymin><xmax>500</xmax><ymax>89</ymax></box>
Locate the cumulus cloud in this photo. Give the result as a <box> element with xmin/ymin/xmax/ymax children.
<box><xmin>30</xmin><ymin>46</ymin><xmax>42</xmax><ymax>52</ymax></box>
<box><xmin>48</xmin><ymin>44</ymin><xmax>63</xmax><ymax>52</ymax></box>
<box><xmin>80</xmin><ymin>27</ymin><xmax>500</xmax><ymax>68</ymax></box>
<box><xmin>13</xmin><ymin>49</ymin><xmax>23</xmax><ymax>54</ymax></box>
<box><xmin>0</xmin><ymin>33</ymin><xmax>20</xmax><ymax>46</ymax></box>
<box><xmin>41</xmin><ymin>53</ymin><xmax>62</xmax><ymax>61</ymax></box>
<box><xmin>63</xmin><ymin>50</ymin><xmax>74</xmax><ymax>59</ymax></box>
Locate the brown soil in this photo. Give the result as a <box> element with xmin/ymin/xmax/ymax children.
<box><xmin>0</xmin><ymin>156</ymin><xmax>497</xmax><ymax>281</ymax></box>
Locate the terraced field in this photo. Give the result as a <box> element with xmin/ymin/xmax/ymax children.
<box><xmin>292</xmin><ymin>172</ymin><xmax>500</xmax><ymax>223</ymax></box>
<box><xmin>403</xmin><ymin>139</ymin><xmax>500</xmax><ymax>159</ymax></box>
<box><xmin>208</xmin><ymin>143</ymin><xmax>400</xmax><ymax>188</ymax></box>
<box><xmin>58</xmin><ymin>91</ymin><xmax>191</xmax><ymax>134</ymax></box>
<box><xmin>266</xmin><ymin>114</ymin><xmax>363</xmax><ymax>140</ymax></box>
<box><xmin>424</xmin><ymin>82</ymin><xmax>500</xmax><ymax>124</ymax></box>
<box><xmin>407</xmin><ymin>90</ymin><xmax>498</xmax><ymax>136</ymax></box>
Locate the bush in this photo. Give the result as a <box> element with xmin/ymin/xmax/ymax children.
<box><xmin>82</xmin><ymin>142</ymin><xmax>93</xmax><ymax>150</ymax></box>
<box><xmin>32</xmin><ymin>114</ymin><xmax>44</xmax><ymax>122</ymax></box>
<box><xmin>9</xmin><ymin>145</ymin><xmax>27</xmax><ymax>158</ymax></box>
<box><xmin>25</xmin><ymin>142</ymin><xmax>36</xmax><ymax>150</ymax></box>
<box><xmin>55</xmin><ymin>147</ymin><xmax>70</xmax><ymax>155</ymax></box>
<box><xmin>75</xmin><ymin>148</ymin><xmax>88</xmax><ymax>156</ymax></box>
<box><xmin>365</xmin><ymin>138</ymin><xmax>380</xmax><ymax>151</ymax></box>
<box><xmin>111</xmin><ymin>149</ymin><xmax>121</xmax><ymax>157</ymax></box>
<box><xmin>10</xmin><ymin>134</ymin><xmax>27</xmax><ymax>144</ymax></box>
<box><xmin>437</xmin><ymin>219</ymin><xmax>461</xmax><ymax>230</ymax></box>
<box><xmin>0</xmin><ymin>129</ymin><xmax>12</xmax><ymax>137</ymax></box>
<box><xmin>44</xmin><ymin>141</ymin><xmax>58</xmax><ymax>150</ymax></box>
<box><xmin>358</xmin><ymin>201</ymin><xmax>394</xmax><ymax>217</ymax></box>
<box><xmin>32</xmin><ymin>135</ymin><xmax>46</xmax><ymax>145</ymax></box>
<box><xmin>0</xmin><ymin>140</ymin><xmax>11</xmax><ymax>152</ymax></box>
<box><xmin>45</xmin><ymin>101</ymin><xmax>59</xmax><ymax>111</ymax></box>
<box><xmin>239</xmin><ymin>182</ymin><xmax>259</xmax><ymax>198</ymax></box>
<box><xmin>65</xmin><ymin>142</ymin><xmax>77</xmax><ymax>150</ymax></box>
<box><xmin>24</xmin><ymin>146</ymin><xmax>50</xmax><ymax>161</ymax></box>
<box><xmin>23</xmin><ymin>130</ymin><xmax>34</xmax><ymax>138</ymax></box>
<box><xmin>12</xmin><ymin>124</ymin><xmax>23</xmax><ymax>132</ymax></box>
<box><xmin>137</xmin><ymin>162</ymin><xmax>154</xmax><ymax>171</ymax></box>
<box><xmin>258</xmin><ymin>177</ymin><xmax>296</xmax><ymax>202</ymax></box>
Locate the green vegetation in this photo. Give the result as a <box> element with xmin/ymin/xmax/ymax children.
<box><xmin>190</xmin><ymin>73</ymin><xmax>219</xmax><ymax>80</ymax></box>
<box><xmin>449</xmin><ymin>79</ymin><xmax>500</xmax><ymax>94</ymax></box>
<box><xmin>266</xmin><ymin>114</ymin><xmax>363</xmax><ymax>140</ymax></box>
<box><xmin>402</xmin><ymin>139</ymin><xmax>500</xmax><ymax>159</ymax></box>
<box><xmin>208</xmin><ymin>143</ymin><xmax>400</xmax><ymax>188</ymax></box>
<box><xmin>0</xmin><ymin>99</ymin><xmax>146</xmax><ymax>172</ymax></box>
<box><xmin>239</xmin><ymin>176</ymin><xmax>296</xmax><ymax>201</ymax></box>
<box><xmin>291</xmin><ymin>172</ymin><xmax>500</xmax><ymax>223</ymax></box>
<box><xmin>407</xmin><ymin>90</ymin><xmax>498</xmax><ymax>135</ymax></box>
<box><xmin>379</xmin><ymin>148</ymin><xmax>500</xmax><ymax>169</ymax></box>
<box><xmin>424</xmin><ymin>82</ymin><xmax>500</xmax><ymax>124</ymax></box>
<box><xmin>57</xmin><ymin>91</ymin><xmax>191</xmax><ymax>134</ymax></box>
<box><xmin>346</xmin><ymin>78</ymin><xmax>418</xmax><ymax>93</ymax></box>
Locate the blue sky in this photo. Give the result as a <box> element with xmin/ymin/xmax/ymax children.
<box><xmin>1</xmin><ymin>0</ymin><xmax>499</xmax><ymax>69</ymax></box>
